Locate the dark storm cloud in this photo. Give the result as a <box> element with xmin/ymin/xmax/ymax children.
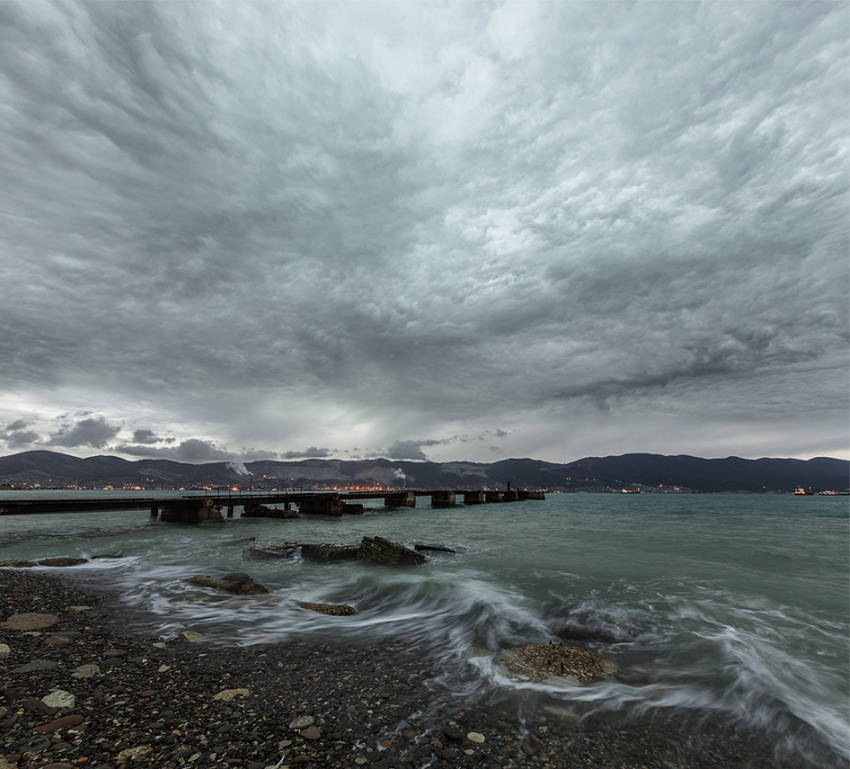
<box><xmin>0</xmin><ymin>1</ymin><xmax>846</xmax><ymax>462</ymax></box>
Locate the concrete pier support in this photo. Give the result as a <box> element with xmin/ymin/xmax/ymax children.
<box><xmin>160</xmin><ymin>498</ymin><xmax>224</xmax><ymax>524</ymax></box>
<box><xmin>463</xmin><ymin>491</ymin><xmax>485</xmax><ymax>505</ymax></box>
<box><xmin>485</xmin><ymin>491</ymin><xmax>503</xmax><ymax>503</ymax></box>
<box><xmin>502</xmin><ymin>490</ymin><xmax>519</xmax><ymax>502</ymax></box>
<box><xmin>298</xmin><ymin>494</ymin><xmax>344</xmax><ymax>516</ymax></box>
<box><xmin>150</xmin><ymin>504</ymin><xmax>159</xmax><ymax>520</ymax></box>
<box><xmin>227</xmin><ymin>505</ymin><xmax>234</xmax><ymax>518</ymax></box>
<box><xmin>384</xmin><ymin>491</ymin><xmax>416</xmax><ymax>507</ymax></box>
<box><xmin>431</xmin><ymin>491</ymin><xmax>456</xmax><ymax>507</ymax></box>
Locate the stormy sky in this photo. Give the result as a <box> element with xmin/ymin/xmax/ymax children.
<box><xmin>1</xmin><ymin>1</ymin><xmax>847</xmax><ymax>464</ymax></box>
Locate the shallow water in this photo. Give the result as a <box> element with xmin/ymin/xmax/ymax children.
<box><xmin>1</xmin><ymin>492</ymin><xmax>848</xmax><ymax>763</ymax></box>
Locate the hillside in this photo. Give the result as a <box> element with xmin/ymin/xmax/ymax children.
<box><xmin>0</xmin><ymin>450</ymin><xmax>847</xmax><ymax>493</ymax></box>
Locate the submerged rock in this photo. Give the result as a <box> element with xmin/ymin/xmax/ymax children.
<box><xmin>0</xmin><ymin>560</ymin><xmax>37</xmax><ymax>568</ymax></box>
<box><xmin>38</xmin><ymin>557</ymin><xmax>89</xmax><ymax>567</ymax></box>
<box><xmin>185</xmin><ymin>573</ymin><xmax>270</xmax><ymax>595</ymax></box>
<box><xmin>414</xmin><ymin>543</ymin><xmax>457</xmax><ymax>554</ymax></box>
<box><xmin>359</xmin><ymin>536</ymin><xmax>426</xmax><ymax>566</ymax></box>
<box><xmin>246</xmin><ymin>543</ymin><xmax>302</xmax><ymax>559</ymax></box>
<box><xmin>497</xmin><ymin>643</ymin><xmax>615</xmax><ymax>684</ymax></box>
<box><xmin>294</xmin><ymin>600</ymin><xmax>357</xmax><ymax>616</ymax></box>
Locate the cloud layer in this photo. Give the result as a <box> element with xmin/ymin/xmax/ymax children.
<box><xmin>0</xmin><ymin>1</ymin><xmax>847</xmax><ymax>462</ymax></box>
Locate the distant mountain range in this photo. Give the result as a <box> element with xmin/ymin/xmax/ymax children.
<box><xmin>0</xmin><ymin>450</ymin><xmax>847</xmax><ymax>493</ymax></box>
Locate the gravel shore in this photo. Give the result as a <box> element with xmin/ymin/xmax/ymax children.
<box><xmin>0</xmin><ymin>569</ymin><xmax>839</xmax><ymax>769</ymax></box>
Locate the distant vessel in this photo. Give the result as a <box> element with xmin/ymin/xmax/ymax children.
<box><xmin>794</xmin><ymin>487</ymin><xmax>814</xmax><ymax>496</ymax></box>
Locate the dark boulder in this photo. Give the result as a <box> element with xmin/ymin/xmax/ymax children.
<box><xmin>301</xmin><ymin>543</ymin><xmax>361</xmax><ymax>563</ymax></box>
<box><xmin>242</xmin><ymin>501</ymin><xmax>298</xmax><ymax>519</ymax></box>
<box><xmin>358</xmin><ymin>536</ymin><xmax>426</xmax><ymax>566</ymax></box>
<box><xmin>414</xmin><ymin>544</ymin><xmax>456</xmax><ymax>554</ymax></box>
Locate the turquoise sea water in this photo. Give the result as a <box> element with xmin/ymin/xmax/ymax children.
<box><xmin>1</xmin><ymin>492</ymin><xmax>847</xmax><ymax>764</ymax></box>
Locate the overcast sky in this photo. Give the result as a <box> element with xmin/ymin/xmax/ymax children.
<box><xmin>0</xmin><ymin>1</ymin><xmax>847</xmax><ymax>465</ymax></box>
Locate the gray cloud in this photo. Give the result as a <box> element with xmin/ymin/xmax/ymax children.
<box><xmin>132</xmin><ymin>429</ymin><xmax>171</xmax><ymax>445</ymax></box>
<box><xmin>0</xmin><ymin>1</ymin><xmax>846</xmax><ymax>463</ymax></box>
<box><xmin>385</xmin><ymin>440</ymin><xmax>428</xmax><ymax>461</ymax></box>
<box><xmin>48</xmin><ymin>417</ymin><xmax>121</xmax><ymax>449</ymax></box>
<box><xmin>282</xmin><ymin>447</ymin><xmax>332</xmax><ymax>459</ymax></box>
<box><xmin>3</xmin><ymin>430</ymin><xmax>41</xmax><ymax>449</ymax></box>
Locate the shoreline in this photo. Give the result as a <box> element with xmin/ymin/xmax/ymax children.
<box><xmin>0</xmin><ymin>569</ymin><xmax>841</xmax><ymax>769</ymax></box>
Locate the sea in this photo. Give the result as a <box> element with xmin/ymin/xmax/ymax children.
<box><xmin>1</xmin><ymin>491</ymin><xmax>848</xmax><ymax>765</ymax></box>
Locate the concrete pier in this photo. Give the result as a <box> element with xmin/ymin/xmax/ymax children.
<box><xmin>463</xmin><ymin>491</ymin><xmax>485</xmax><ymax>504</ymax></box>
<box><xmin>150</xmin><ymin>504</ymin><xmax>159</xmax><ymax>521</ymax></box>
<box><xmin>502</xmin><ymin>490</ymin><xmax>519</xmax><ymax>502</ymax></box>
<box><xmin>485</xmin><ymin>491</ymin><xmax>503</xmax><ymax>503</ymax></box>
<box><xmin>431</xmin><ymin>491</ymin><xmax>456</xmax><ymax>507</ymax></box>
<box><xmin>384</xmin><ymin>491</ymin><xmax>416</xmax><ymax>507</ymax></box>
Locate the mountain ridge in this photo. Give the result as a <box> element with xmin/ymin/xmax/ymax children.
<box><xmin>0</xmin><ymin>450</ymin><xmax>847</xmax><ymax>493</ymax></box>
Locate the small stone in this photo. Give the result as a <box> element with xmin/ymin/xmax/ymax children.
<box><xmin>467</xmin><ymin>732</ymin><xmax>485</xmax><ymax>744</ymax></box>
<box><xmin>42</xmin><ymin>690</ymin><xmax>75</xmax><ymax>709</ymax></box>
<box><xmin>40</xmin><ymin>763</ymin><xmax>76</xmax><ymax>769</ymax></box>
<box><xmin>0</xmin><ymin>643</ymin><xmax>10</xmax><ymax>657</ymax></box>
<box><xmin>71</xmin><ymin>664</ymin><xmax>100</xmax><ymax>678</ymax></box>
<box><xmin>1</xmin><ymin>613</ymin><xmax>60</xmax><ymax>630</ymax></box>
<box><xmin>354</xmin><ymin>759</ymin><xmax>368</xmax><ymax>765</ymax></box>
<box><xmin>116</xmin><ymin>745</ymin><xmax>152</xmax><ymax>762</ymax></box>
<box><xmin>66</xmin><ymin>605</ymin><xmax>91</xmax><ymax>611</ymax></box>
<box><xmin>292</xmin><ymin>756</ymin><xmax>310</xmax><ymax>765</ymax></box>
<box><xmin>288</xmin><ymin>715</ymin><xmax>315</xmax><ymax>729</ymax></box>
<box><xmin>152</xmin><ymin>642</ymin><xmax>167</xmax><ymax>649</ymax></box>
<box><xmin>11</xmin><ymin>659</ymin><xmax>57</xmax><ymax>673</ymax></box>
<box><xmin>212</xmin><ymin>688</ymin><xmax>250</xmax><ymax>701</ymax></box>
<box><xmin>177</xmin><ymin>630</ymin><xmax>208</xmax><ymax>642</ymax></box>
<box><xmin>301</xmin><ymin>725</ymin><xmax>321</xmax><ymax>740</ymax></box>
<box><xmin>34</xmin><ymin>714</ymin><xmax>85</xmax><ymax>733</ymax></box>
<box><xmin>43</xmin><ymin>636</ymin><xmax>71</xmax><ymax>646</ymax></box>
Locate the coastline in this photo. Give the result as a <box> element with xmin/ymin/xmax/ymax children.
<box><xmin>1</xmin><ymin>569</ymin><xmax>840</xmax><ymax>769</ymax></box>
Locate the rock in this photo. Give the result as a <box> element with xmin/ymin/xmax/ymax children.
<box><xmin>300</xmin><ymin>543</ymin><xmax>361</xmax><ymax>563</ymax></box>
<box><xmin>116</xmin><ymin>745</ymin><xmax>152</xmax><ymax>762</ymax></box>
<box><xmin>246</xmin><ymin>543</ymin><xmax>302</xmax><ymax>559</ymax></box>
<box><xmin>294</xmin><ymin>600</ymin><xmax>357</xmax><ymax>616</ymax></box>
<box><xmin>467</xmin><ymin>732</ymin><xmax>485</xmax><ymax>743</ymax></box>
<box><xmin>177</xmin><ymin>630</ymin><xmax>208</xmax><ymax>642</ymax></box>
<box><xmin>67</xmin><ymin>605</ymin><xmax>90</xmax><ymax>612</ymax></box>
<box><xmin>242</xmin><ymin>501</ymin><xmax>298</xmax><ymax>518</ymax></box>
<box><xmin>0</xmin><ymin>643</ymin><xmax>10</xmax><ymax>657</ymax></box>
<box><xmin>498</xmin><ymin>644</ymin><xmax>615</xmax><ymax>684</ymax></box>
<box><xmin>184</xmin><ymin>574</ymin><xmax>270</xmax><ymax>595</ymax></box>
<box><xmin>41</xmin><ymin>690</ymin><xmax>75</xmax><ymax>709</ymax></box>
<box><xmin>301</xmin><ymin>725</ymin><xmax>322</xmax><ymax>740</ymax></box>
<box><xmin>0</xmin><ymin>560</ymin><xmax>36</xmax><ymax>567</ymax></box>
<box><xmin>212</xmin><ymin>688</ymin><xmax>250</xmax><ymax>701</ymax></box>
<box><xmin>11</xmin><ymin>659</ymin><xmax>58</xmax><ymax>673</ymax></box>
<box><xmin>71</xmin><ymin>664</ymin><xmax>100</xmax><ymax>678</ymax></box>
<box><xmin>358</xmin><ymin>536</ymin><xmax>426</xmax><ymax>566</ymax></box>
<box><xmin>38</xmin><ymin>557</ymin><xmax>88</xmax><ymax>567</ymax></box>
<box><xmin>91</xmin><ymin>552</ymin><xmax>126</xmax><ymax>559</ymax></box>
<box><xmin>289</xmin><ymin>715</ymin><xmax>315</xmax><ymax>729</ymax></box>
<box><xmin>414</xmin><ymin>544</ymin><xmax>457</xmax><ymax>553</ymax></box>
<box><xmin>34</xmin><ymin>714</ymin><xmax>85</xmax><ymax>733</ymax></box>
<box><xmin>1</xmin><ymin>612</ymin><xmax>60</xmax><ymax>630</ymax></box>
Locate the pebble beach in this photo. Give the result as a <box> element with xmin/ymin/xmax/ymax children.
<box><xmin>1</xmin><ymin>568</ymin><xmax>836</xmax><ymax>769</ymax></box>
